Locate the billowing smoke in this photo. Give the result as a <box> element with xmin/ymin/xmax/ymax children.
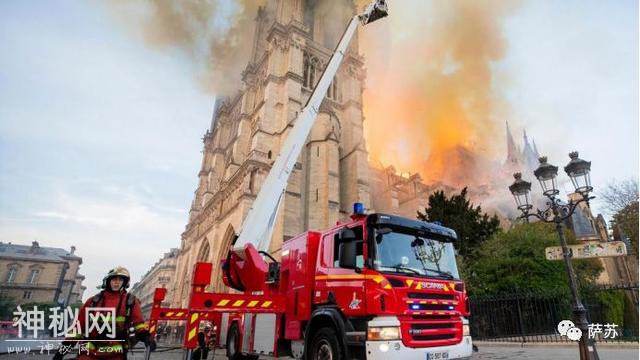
<box><xmin>104</xmin><ymin>0</ymin><xmax>522</xmax><ymax>214</ymax></box>
<box><xmin>103</xmin><ymin>0</ymin><xmax>264</xmax><ymax>94</ymax></box>
<box><xmin>360</xmin><ymin>0</ymin><xmax>521</xmax><ymax>190</ymax></box>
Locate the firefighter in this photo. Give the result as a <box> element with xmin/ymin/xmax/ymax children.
<box><xmin>53</xmin><ymin>266</ymin><xmax>155</xmax><ymax>360</ymax></box>
<box><xmin>192</xmin><ymin>324</ymin><xmax>211</xmax><ymax>360</ymax></box>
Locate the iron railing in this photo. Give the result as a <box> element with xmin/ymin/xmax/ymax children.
<box><xmin>469</xmin><ymin>284</ymin><xmax>639</xmax><ymax>343</ymax></box>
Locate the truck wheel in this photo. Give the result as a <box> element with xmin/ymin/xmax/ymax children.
<box><xmin>226</xmin><ymin>323</ymin><xmax>241</xmax><ymax>360</ymax></box>
<box><xmin>309</xmin><ymin>328</ymin><xmax>341</xmax><ymax>360</ymax></box>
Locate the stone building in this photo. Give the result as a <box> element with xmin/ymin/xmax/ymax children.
<box><xmin>565</xmin><ymin>192</ymin><xmax>639</xmax><ymax>286</ymax></box>
<box><xmin>130</xmin><ymin>248</ymin><xmax>179</xmax><ymax>318</ymax></box>
<box><xmin>172</xmin><ymin>0</ymin><xmax>371</xmax><ymax>306</ymax></box>
<box><xmin>368</xmin><ymin>165</ymin><xmax>460</xmax><ymax>219</ymax></box>
<box><xmin>0</xmin><ymin>241</ymin><xmax>85</xmax><ymax>306</ymax></box>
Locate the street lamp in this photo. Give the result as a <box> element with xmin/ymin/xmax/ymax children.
<box><xmin>565</xmin><ymin>151</ymin><xmax>593</xmax><ymax>195</ymax></box>
<box><xmin>508</xmin><ymin>151</ymin><xmax>599</xmax><ymax>360</ymax></box>
<box><xmin>508</xmin><ymin>173</ymin><xmax>532</xmax><ymax>213</ymax></box>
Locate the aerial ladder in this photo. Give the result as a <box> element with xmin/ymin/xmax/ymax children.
<box><xmin>224</xmin><ymin>0</ymin><xmax>389</xmax><ymax>292</ymax></box>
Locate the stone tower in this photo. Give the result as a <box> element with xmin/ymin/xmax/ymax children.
<box><xmin>172</xmin><ymin>0</ymin><xmax>371</xmax><ymax>306</ymax></box>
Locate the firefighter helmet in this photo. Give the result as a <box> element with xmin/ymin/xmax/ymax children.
<box><xmin>105</xmin><ymin>266</ymin><xmax>130</xmax><ymax>289</ymax></box>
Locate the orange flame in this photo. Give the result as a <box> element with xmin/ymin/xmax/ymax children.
<box><xmin>360</xmin><ymin>0</ymin><xmax>520</xmax><ymax>187</ymax></box>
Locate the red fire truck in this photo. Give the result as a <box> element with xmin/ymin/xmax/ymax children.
<box><xmin>216</xmin><ymin>209</ymin><xmax>472</xmax><ymax>360</ymax></box>
<box><xmin>150</xmin><ymin>1</ymin><xmax>472</xmax><ymax>359</ymax></box>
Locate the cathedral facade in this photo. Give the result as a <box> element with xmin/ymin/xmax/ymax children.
<box><xmin>172</xmin><ymin>0</ymin><xmax>372</xmax><ymax>306</ymax></box>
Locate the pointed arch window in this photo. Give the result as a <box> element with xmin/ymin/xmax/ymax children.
<box><xmin>303</xmin><ymin>52</ymin><xmax>319</xmax><ymax>89</ymax></box>
<box><xmin>327</xmin><ymin>78</ymin><xmax>340</xmax><ymax>101</ymax></box>
<box><xmin>197</xmin><ymin>241</ymin><xmax>211</xmax><ymax>263</ymax></box>
<box><xmin>214</xmin><ymin>225</ymin><xmax>238</xmax><ymax>293</ymax></box>
<box><xmin>303</xmin><ymin>52</ymin><xmax>340</xmax><ymax>102</ymax></box>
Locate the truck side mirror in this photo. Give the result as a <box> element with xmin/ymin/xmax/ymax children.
<box><xmin>338</xmin><ymin>229</ymin><xmax>357</xmax><ymax>269</ymax></box>
<box><xmin>339</xmin><ymin>241</ymin><xmax>357</xmax><ymax>269</ymax></box>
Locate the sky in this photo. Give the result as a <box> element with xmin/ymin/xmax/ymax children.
<box><xmin>0</xmin><ymin>0</ymin><xmax>637</xmax><ymax>299</ymax></box>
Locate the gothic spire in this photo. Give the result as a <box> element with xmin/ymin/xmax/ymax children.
<box><xmin>521</xmin><ymin>129</ymin><xmax>538</xmax><ymax>172</ymax></box>
<box><xmin>505</xmin><ymin>121</ymin><xmax>519</xmax><ymax>166</ymax></box>
<box><xmin>532</xmin><ymin>138</ymin><xmax>540</xmax><ymax>158</ymax></box>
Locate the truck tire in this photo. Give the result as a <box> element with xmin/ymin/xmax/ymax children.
<box><xmin>308</xmin><ymin>327</ymin><xmax>341</xmax><ymax>360</ymax></box>
<box><xmin>226</xmin><ymin>323</ymin><xmax>241</xmax><ymax>360</ymax></box>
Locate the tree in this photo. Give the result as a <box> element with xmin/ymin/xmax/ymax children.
<box><xmin>600</xmin><ymin>178</ymin><xmax>639</xmax><ymax>254</ymax></box>
<box><xmin>0</xmin><ymin>293</ymin><xmax>16</xmax><ymax>320</ymax></box>
<box><xmin>417</xmin><ymin>187</ymin><xmax>501</xmax><ymax>258</ymax></box>
<box><xmin>599</xmin><ymin>178</ymin><xmax>638</xmax><ymax>214</ymax></box>
<box><xmin>466</xmin><ymin>222</ymin><xmax>603</xmax><ymax>296</ymax></box>
<box><xmin>612</xmin><ymin>205</ymin><xmax>639</xmax><ymax>254</ymax></box>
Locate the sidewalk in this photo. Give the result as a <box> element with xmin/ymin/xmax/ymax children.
<box><xmin>473</xmin><ymin>343</ymin><xmax>639</xmax><ymax>360</ymax></box>
<box><xmin>474</xmin><ymin>340</ymin><xmax>639</xmax><ymax>349</ymax></box>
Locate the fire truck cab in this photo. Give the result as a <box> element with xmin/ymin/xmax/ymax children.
<box><xmin>221</xmin><ymin>207</ymin><xmax>473</xmax><ymax>360</ymax></box>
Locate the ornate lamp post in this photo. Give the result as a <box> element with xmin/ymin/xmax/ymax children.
<box><xmin>508</xmin><ymin>152</ymin><xmax>599</xmax><ymax>360</ymax></box>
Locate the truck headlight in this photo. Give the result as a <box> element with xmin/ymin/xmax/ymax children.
<box><xmin>463</xmin><ymin>324</ymin><xmax>470</xmax><ymax>337</ymax></box>
<box><xmin>367</xmin><ymin>326</ymin><xmax>401</xmax><ymax>340</ymax></box>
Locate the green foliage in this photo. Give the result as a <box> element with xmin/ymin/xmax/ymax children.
<box><xmin>592</xmin><ymin>291</ymin><xmax>625</xmax><ymax>327</ymax></box>
<box><xmin>0</xmin><ymin>293</ymin><xmax>16</xmax><ymax>320</ymax></box>
<box><xmin>622</xmin><ymin>294</ymin><xmax>639</xmax><ymax>338</ymax></box>
<box><xmin>417</xmin><ymin>187</ymin><xmax>501</xmax><ymax>258</ymax></box>
<box><xmin>613</xmin><ymin>202</ymin><xmax>639</xmax><ymax>254</ymax></box>
<box><xmin>466</xmin><ymin>222</ymin><xmax>603</xmax><ymax>296</ymax></box>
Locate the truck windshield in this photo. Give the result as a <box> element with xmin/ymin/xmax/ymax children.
<box><xmin>372</xmin><ymin>228</ymin><xmax>460</xmax><ymax>279</ymax></box>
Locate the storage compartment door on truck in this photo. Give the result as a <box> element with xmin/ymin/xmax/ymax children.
<box><xmin>314</xmin><ymin>225</ymin><xmax>367</xmax><ymax>316</ymax></box>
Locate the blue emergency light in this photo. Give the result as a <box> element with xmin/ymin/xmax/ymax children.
<box><xmin>353</xmin><ymin>202</ymin><xmax>366</xmax><ymax>215</ymax></box>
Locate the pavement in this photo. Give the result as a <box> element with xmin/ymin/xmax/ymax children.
<box><xmin>1</xmin><ymin>342</ymin><xmax>638</xmax><ymax>360</ymax></box>
<box><xmin>472</xmin><ymin>342</ymin><xmax>639</xmax><ymax>360</ymax></box>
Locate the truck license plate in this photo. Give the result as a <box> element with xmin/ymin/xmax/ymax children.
<box><xmin>426</xmin><ymin>351</ymin><xmax>448</xmax><ymax>360</ymax></box>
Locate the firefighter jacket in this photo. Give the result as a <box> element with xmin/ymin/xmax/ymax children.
<box><xmin>71</xmin><ymin>290</ymin><xmax>147</xmax><ymax>359</ymax></box>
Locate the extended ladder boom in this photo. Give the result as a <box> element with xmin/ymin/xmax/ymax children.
<box><xmin>233</xmin><ymin>0</ymin><xmax>388</xmax><ymax>252</ymax></box>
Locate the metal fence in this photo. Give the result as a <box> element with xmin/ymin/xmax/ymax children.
<box><xmin>469</xmin><ymin>284</ymin><xmax>639</xmax><ymax>343</ymax></box>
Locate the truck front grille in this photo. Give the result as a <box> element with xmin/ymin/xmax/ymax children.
<box><xmin>401</xmin><ymin>290</ymin><xmax>463</xmax><ymax>346</ymax></box>
<box><xmin>403</xmin><ymin>319</ymin><xmax>461</xmax><ymax>346</ymax></box>
<box><xmin>411</xmin><ymin>323</ymin><xmax>455</xmax><ymax>330</ymax></box>
<box><xmin>412</xmin><ymin>315</ymin><xmax>451</xmax><ymax>320</ymax></box>
<box><xmin>412</xmin><ymin>334</ymin><xmax>456</xmax><ymax>341</ymax></box>
<box><xmin>408</xmin><ymin>292</ymin><xmax>455</xmax><ymax>300</ymax></box>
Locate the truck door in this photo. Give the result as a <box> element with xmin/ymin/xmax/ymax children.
<box><xmin>315</xmin><ymin>225</ymin><xmax>367</xmax><ymax>316</ymax></box>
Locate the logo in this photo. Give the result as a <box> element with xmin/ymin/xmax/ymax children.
<box><xmin>557</xmin><ymin>320</ymin><xmax>574</xmax><ymax>336</ymax></box>
<box><xmin>420</xmin><ymin>282</ymin><xmax>445</xmax><ymax>290</ymax></box>
<box><xmin>12</xmin><ymin>305</ymin><xmax>120</xmax><ymax>339</ymax></box>
<box><xmin>557</xmin><ymin>320</ymin><xmax>582</xmax><ymax>341</ymax></box>
<box><xmin>557</xmin><ymin>320</ymin><xmax>619</xmax><ymax>341</ymax></box>
<box><xmin>349</xmin><ymin>292</ymin><xmax>362</xmax><ymax>310</ymax></box>
<box><xmin>566</xmin><ymin>327</ymin><xmax>582</xmax><ymax>341</ymax></box>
